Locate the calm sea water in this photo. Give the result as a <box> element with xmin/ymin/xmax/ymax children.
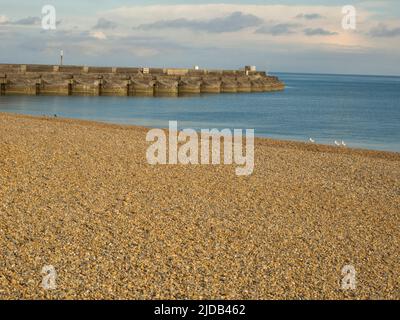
<box><xmin>0</xmin><ymin>73</ymin><xmax>399</xmax><ymax>152</ymax></box>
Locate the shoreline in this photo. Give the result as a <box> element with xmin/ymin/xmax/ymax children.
<box><xmin>1</xmin><ymin>111</ymin><xmax>399</xmax><ymax>160</ymax></box>
<box><xmin>1</xmin><ymin>112</ymin><xmax>399</xmax><ymax>299</ymax></box>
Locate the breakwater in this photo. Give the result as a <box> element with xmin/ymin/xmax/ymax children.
<box><xmin>0</xmin><ymin>64</ymin><xmax>284</xmax><ymax>97</ymax></box>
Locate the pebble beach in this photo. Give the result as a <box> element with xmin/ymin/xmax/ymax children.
<box><xmin>0</xmin><ymin>112</ymin><xmax>399</xmax><ymax>299</ymax></box>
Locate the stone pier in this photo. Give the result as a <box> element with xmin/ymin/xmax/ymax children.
<box><xmin>0</xmin><ymin>64</ymin><xmax>285</xmax><ymax>97</ymax></box>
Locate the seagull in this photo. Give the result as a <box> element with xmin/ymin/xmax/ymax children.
<box><xmin>334</xmin><ymin>140</ymin><xmax>341</xmax><ymax>146</ymax></box>
<box><xmin>309</xmin><ymin>138</ymin><xmax>315</xmax><ymax>143</ymax></box>
<box><xmin>341</xmin><ymin>140</ymin><xmax>346</xmax><ymax>147</ymax></box>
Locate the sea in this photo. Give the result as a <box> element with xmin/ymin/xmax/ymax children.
<box><xmin>0</xmin><ymin>73</ymin><xmax>399</xmax><ymax>152</ymax></box>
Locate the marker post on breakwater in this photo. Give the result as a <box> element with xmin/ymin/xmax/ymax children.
<box><xmin>0</xmin><ymin>64</ymin><xmax>285</xmax><ymax>97</ymax></box>
<box><xmin>60</xmin><ymin>50</ymin><xmax>64</xmax><ymax>66</ymax></box>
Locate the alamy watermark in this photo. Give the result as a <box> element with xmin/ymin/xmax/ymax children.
<box><xmin>146</xmin><ymin>121</ymin><xmax>254</xmax><ymax>176</ymax></box>
<box><xmin>341</xmin><ymin>265</ymin><xmax>357</xmax><ymax>290</ymax></box>
<box><xmin>41</xmin><ymin>265</ymin><xmax>57</xmax><ymax>290</ymax></box>
<box><xmin>41</xmin><ymin>5</ymin><xmax>57</xmax><ymax>30</ymax></box>
<box><xmin>342</xmin><ymin>5</ymin><xmax>357</xmax><ymax>30</ymax></box>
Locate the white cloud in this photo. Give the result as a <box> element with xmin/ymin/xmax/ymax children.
<box><xmin>89</xmin><ymin>31</ymin><xmax>107</xmax><ymax>40</ymax></box>
<box><xmin>0</xmin><ymin>15</ymin><xmax>9</xmax><ymax>24</ymax></box>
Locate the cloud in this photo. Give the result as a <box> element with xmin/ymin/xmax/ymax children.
<box><xmin>255</xmin><ymin>23</ymin><xmax>301</xmax><ymax>36</ymax></box>
<box><xmin>0</xmin><ymin>15</ymin><xmax>9</xmax><ymax>24</ymax></box>
<box><xmin>304</xmin><ymin>28</ymin><xmax>337</xmax><ymax>36</ymax></box>
<box><xmin>12</xmin><ymin>16</ymin><xmax>41</xmax><ymax>26</ymax></box>
<box><xmin>93</xmin><ymin>18</ymin><xmax>118</xmax><ymax>30</ymax></box>
<box><xmin>0</xmin><ymin>16</ymin><xmax>42</xmax><ymax>26</ymax></box>
<box><xmin>369</xmin><ymin>23</ymin><xmax>400</xmax><ymax>37</ymax></box>
<box><xmin>0</xmin><ymin>16</ymin><xmax>62</xmax><ymax>27</ymax></box>
<box><xmin>136</xmin><ymin>11</ymin><xmax>263</xmax><ymax>33</ymax></box>
<box><xmin>89</xmin><ymin>31</ymin><xmax>107</xmax><ymax>40</ymax></box>
<box><xmin>295</xmin><ymin>13</ymin><xmax>323</xmax><ymax>20</ymax></box>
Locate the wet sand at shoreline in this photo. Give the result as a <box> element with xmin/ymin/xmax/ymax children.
<box><xmin>0</xmin><ymin>112</ymin><xmax>399</xmax><ymax>299</ymax></box>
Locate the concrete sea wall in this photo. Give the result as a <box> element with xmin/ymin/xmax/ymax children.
<box><xmin>0</xmin><ymin>64</ymin><xmax>285</xmax><ymax>97</ymax></box>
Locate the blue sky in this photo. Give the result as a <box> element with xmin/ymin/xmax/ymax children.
<box><xmin>1</xmin><ymin>1</ymin><xmax>399</xmax><ymax>75</ymax></box>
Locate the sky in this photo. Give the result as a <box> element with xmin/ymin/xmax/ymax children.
<box><xmin>0</xmin><ymin>0</ymin><xmax>399</xmax><ymax>75</ymax></box>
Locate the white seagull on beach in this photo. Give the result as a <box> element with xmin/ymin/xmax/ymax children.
<box><xmin>334</xmin><ymin>140</ymin><xmax>341</xmax><ymax>146</ymax></box>
<box><xmin>341</xmin><ymin>140</ymin><xmax>346</xmax><ymax>147</ymax></box>
<box><xmin>309</xmin><ymin>138</ymin><xmax>315</xmax><ymax>143</ymax></box>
